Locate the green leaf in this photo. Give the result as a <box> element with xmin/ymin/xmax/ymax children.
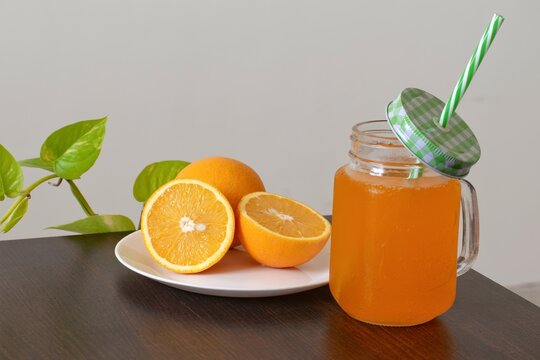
<box><xmin>19</xmin><ymin>158</ymin><xmax>54</xmax><ymax>172</ymax></box>
<box><xmin>0</xmin><ymin>145</ymin><xmax>24</xmax><ymax>200</ymax></box>
<box><xmin>40</xmin><ymin>117</ymin><xmax>107</xmax><ymax>179</ymax></box>
<box><xmin>49</xmin><ymin>214</ymin><xmax>136</xmax><ymax>234</ymax></box>
<box><xmin>133</xmin><ymin>160</ymin><xmax>190</xmax><ymax>202</ymax></box>
<box><xmin>0</xmin><ymin>197</ymin><xmax>28</xmax><ymax>232</ymax></box>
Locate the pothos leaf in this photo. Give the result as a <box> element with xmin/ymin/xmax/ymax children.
<box><xmin>0</xmin><ymin>197</ymin><xmax>28</xmax><ymax>233</ymax></box>
<box><xmin>19</xmin><ymin>158</ymin><xmax>54</xmax><ymax>172</ymax></box>
<box><xmin>49</xmin><ymin>214</ymin><xmax>136</xmax><ymax>234</ymax></box>
<box><xmin>133</xmin><ymin>160</ymin><xmax>190</xmax><ymax>202</ymax></box>
<box><xmin>0</xmin><ymin>145</ymin><xmax>24</xmax><ymax>200</ymax></box>
<box><xmin>40</xmin><ymin>117</ymin><xmax>107</xmax><ymax>179</ymax></box>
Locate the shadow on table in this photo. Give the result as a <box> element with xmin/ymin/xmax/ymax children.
<box><xmin>116</xmin><ymin>272</ymin><xmax>455</xmax><ymax>359</ymax></box>
<box><xmin>115</xmin><ymin>273</ymin><xmax>339</xmax><ymax>357</ymax></box>
<box><xmin>116</xmin><ymin>272</ymin><xmax>332</xmax><ymax>326</ymax></box>
<box><xmin>324</xmin><ymin>311</ymin><xmax>455</xmax><ymax>359</ymax></box>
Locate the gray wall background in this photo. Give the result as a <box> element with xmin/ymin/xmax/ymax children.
<box><xmin>1</xmin><ymin>1</ymin><xmax>538</xmax><ymax>287</ymax></box>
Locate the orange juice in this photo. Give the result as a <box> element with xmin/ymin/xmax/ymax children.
<box><xmin>330</xmin><ymin>165</ymin><xmax>461</xmax><ymax>326</ymax></box>
<box><xmin>329</xmin><ymin>119</ymin><xmax>465</xmax><ymax>326</ymax></box>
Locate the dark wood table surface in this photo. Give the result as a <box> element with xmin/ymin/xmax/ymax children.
<box><xmin>1</xmin><ymin>231</ymin><xmax>539</xmax><ymax>360</ymax></box>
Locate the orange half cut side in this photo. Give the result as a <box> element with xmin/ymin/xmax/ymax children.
<box><xmin>237</xmin><ymin>192</ymin><xmax>331</xmax><ymax>268</ymax></box>
<box><xmin>141</xmin><ymin>179</ymin><xmax>235</xmax><ymax>273</ymax></box>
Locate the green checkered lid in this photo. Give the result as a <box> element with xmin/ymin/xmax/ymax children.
<box><xmin>386</xmin><ymin>88</ymin><xmax>481</xmax><ymax>178</ymax></box>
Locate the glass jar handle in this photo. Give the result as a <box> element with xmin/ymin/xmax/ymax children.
<box><xmin>457</xmin><ymin>179</ymin><xmax>480</xmax><ymax>276</ymax></box>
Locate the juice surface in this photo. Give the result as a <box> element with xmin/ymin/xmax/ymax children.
<box><xmin>330</xmin><ymin>165</ymin><xmax>461</xmax><ymax>326</ymax></box>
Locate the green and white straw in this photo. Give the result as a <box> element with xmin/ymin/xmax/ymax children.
<box><xmin>439</xmin><ymin>14</ymin><xmax>505</xmax><ymax>128</ymax></box>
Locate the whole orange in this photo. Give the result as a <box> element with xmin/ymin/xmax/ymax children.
<box><xmin>176</xmin><ymin>157</ymin><xmax>265</xmax><ymax>247</ymax></box>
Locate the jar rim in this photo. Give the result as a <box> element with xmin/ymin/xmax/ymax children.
<box><xmin>348</xmin><ymin>120</ymin><xmax>439</xmax><ymax>178</ymax></box>
<box><xmin>351</xmin><ymin>120</ymin><xmax>403</xmax><ymax>148</ymax></box>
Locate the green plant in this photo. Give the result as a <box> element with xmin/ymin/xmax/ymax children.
<box><xmin>0</xmin><ymin>117</ymin><xmax>189</xmax><ymax>234</ymax></box>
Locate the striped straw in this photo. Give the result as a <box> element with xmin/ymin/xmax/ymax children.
<box><xmin>439</xmin><ymin>14</ymin><xmax>504</xmax><ymax>128</ymax></box>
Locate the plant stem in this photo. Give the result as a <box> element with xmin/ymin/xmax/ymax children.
<box><xmin>67</xmin><ymin>180</ymin><xmax>96</xmax><ymax>217</ymax></box>
<box><xmin>0</xmin><ymin>174</ymin><xmax>58</xmax><ymax>225</ymax></box>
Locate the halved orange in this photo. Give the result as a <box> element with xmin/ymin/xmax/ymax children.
<box><xmin>141</xmin><ymin>179</ymin><xmax>235</xmax><ymax>273</ymax></box>
<box><xmin>237</xmin><ymin>192</ymin><xmax>331</xmax><ymax>268</ymax></box>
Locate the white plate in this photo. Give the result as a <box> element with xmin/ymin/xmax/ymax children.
<box><xmin>114</xmin><ymin>231</ymin><xmax>330</xmax><ymax>298</ymax></box>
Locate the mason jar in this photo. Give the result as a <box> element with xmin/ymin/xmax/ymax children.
<box><xmin>330</xmin><ymin>120</ymin><xmax>479</xmax><ymax>326</ymax></box>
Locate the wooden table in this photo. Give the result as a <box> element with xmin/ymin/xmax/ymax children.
<box><xmin>1</xmin><ymin>232</ymin><xmax>539</xmax><ymax>359</ymax></box>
